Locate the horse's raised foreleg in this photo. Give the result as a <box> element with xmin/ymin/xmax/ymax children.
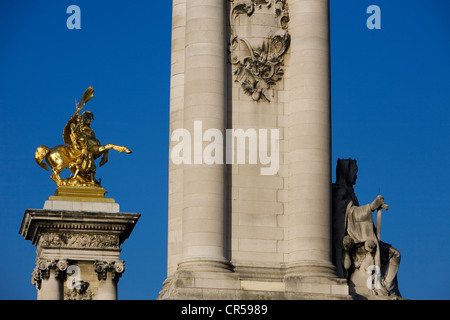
<box><xmin>99</xmin><ymin>144</ymin><xmax>132</xmax><ymax>154</ymax></box>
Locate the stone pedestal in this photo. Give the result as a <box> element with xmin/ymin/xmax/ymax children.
<box><xmin>20</xmin><ymin>186</ymin><xmax>140</xmax><ymax>300</ymax></box>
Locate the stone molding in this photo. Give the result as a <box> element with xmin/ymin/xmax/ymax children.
<box><xmin>20</xmin><ymin>209</ymin><xmax>140</xmax><ymax>247</ymax></box>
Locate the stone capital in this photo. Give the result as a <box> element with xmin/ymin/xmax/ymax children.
<box><xmin>94</xmin><ymin>260</ymin><xmax>125</xmax><ymax>283</ymax></box>
<box><xmin>31</xmin><ymin>258</ymin><xmax>68</xmax><ymax>289</ymax></box>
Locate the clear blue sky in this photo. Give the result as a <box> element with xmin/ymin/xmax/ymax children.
<box><xmin>0</xmin><ymin>0</ymin><xmax>449</xmax><ymax>300</ymax></box>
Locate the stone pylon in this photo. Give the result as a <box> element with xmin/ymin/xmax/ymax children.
<box><xmin>20</xmin><ymin>186</ymin><xmax>140</xmax><ymax>300</ymax></box>
<box><xmin>160</xmin><ymin>0</ymin><xmax>349</xmax><ymax>299</ymax></box>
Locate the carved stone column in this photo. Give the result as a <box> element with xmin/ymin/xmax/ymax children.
<box><xmin>32</xmin><ymin>258</ymin><xmax>68</xmax><ymax>300</ymax></box>
<box><xmin>94</xmin><ymin>260</ymin><xmax>125</xmax><ymax>300</ymax></box>
<box><xmin>160</xmin><ymin>0</ymin><xmax>350</xmax><ymax>300</ymax></box>
<box><xmin>179</xmin><ymin>0</ymin><xmax>231</xmax><ymax>272</ymax></box>
<box><xmin>285</xmin><ymin>0</ymin><xmax>337</xmax><ymax>281</ymax></box>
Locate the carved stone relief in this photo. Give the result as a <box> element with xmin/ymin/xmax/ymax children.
<box><xmin>38</xmin><ymin>232</ymin><xmax>119</xmax><ymax>249</ymax></box>
<box><xmin>65</xmin><ymin>279</ymin><xmax>94</xmax><ymax>300</ymax></box>
<box><xmin>230</xmin><ymin>0</ymin><xmax>290</xmax><ymax>102</ymax></box>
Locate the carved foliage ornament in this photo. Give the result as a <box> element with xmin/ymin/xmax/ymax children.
<box><xmin>230</xmin><ymin>0</ymin><xmax>290</xmax><ymax>102</ymax></box>
<box><xmin>38</xmin><ymin>232</ymin><xmax>119</xmax><ymax>249</ymax></box>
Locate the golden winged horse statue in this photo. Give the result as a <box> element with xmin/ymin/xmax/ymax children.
<box><xmin>35</xmin><ymin>86</ymin><xmax>132</xmax><ymax>186</ymax></box>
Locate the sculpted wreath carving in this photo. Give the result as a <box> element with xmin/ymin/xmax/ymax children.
<box><xmin>230</xmin><ymin>0</ymin><xmax>290</xmax><ymax>102</ymax></box>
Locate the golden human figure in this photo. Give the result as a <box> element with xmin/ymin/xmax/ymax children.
<box><xmin>35</xmin><ymin>86</ymin><xmax>132</xmax><ymax>187</ymax></box>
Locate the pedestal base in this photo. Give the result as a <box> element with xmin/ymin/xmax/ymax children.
<box><xmin>158</xmin><ymin>266</ymin><xmax>350</xmax><ymax>300</ymax></box>
<box><xmin>49</xmin><ymin>185</ymin><xmax>115</xmax><ymax>202</ymax></box>
<box><xmin>159</xmin><ymin>266</ymin><xmax>406</xmax><ymax>300</ymax></box>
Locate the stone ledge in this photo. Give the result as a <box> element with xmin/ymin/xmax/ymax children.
<box><xmin>241</xmin><ymin>280</ymin><xmax>285</xmax><ymax>292</ymax></box>
<box><xmin>159</xmin><ymin>269</ymin><xmax>351</xmax><ymax>300</ymax></box>
<box><xmin>159</xmin><ymin>286</ymin><xmax>352</xmax><ymax>300</ymax></box>
<box><xmin>44</xmin><ymin>200</ymin><xmax>119</xmax><ymax>212</ymax></box>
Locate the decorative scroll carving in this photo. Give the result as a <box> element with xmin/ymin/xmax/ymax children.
<box><xmin>38</xmin><ymin>233</ymin><xmax>120</xmax><ymax>249</ymax></box>
<box><xmin>94</xmin><ymin>260</ymin><xmax>125</xmax><ymax>283</ymax></box>
<box><xmin>31</xmin><ymin>258</ymin><xmax>68</xmax><ymax>290</ymax></box>
<box><xmin>230</xmin><ymin>0</ymin><xmax>290</xmax><ymax>102</ymax></box>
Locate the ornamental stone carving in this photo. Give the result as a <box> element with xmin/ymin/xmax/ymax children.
<box><xmin>230</xmin><ymin>0</ymin><xmax>290</xmax><ymax>102</ymax></box>
<box><xmin>65</xmin><ymin>280</ymin><xmax>94</xmax><ymax>300</ymax></box>
<box><xmin>94</xmin><ymin>260</ymin><xmax>125</xmax><ymax>283</ymax></box>
<box><xmin>31</xmin><ymin>258</ymin><xmax>68</xmax><ymax>290</ymax></box>
<box><xmin>38</xmin><ymin>232</ymin><xmax>120</xmax><ymax>249</ymax></box>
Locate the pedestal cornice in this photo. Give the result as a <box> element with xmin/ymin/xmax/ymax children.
<box><xmin>19</xmin><ymin>209</ymin><xmax>140</xmax><ymax>247</ymax></box>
